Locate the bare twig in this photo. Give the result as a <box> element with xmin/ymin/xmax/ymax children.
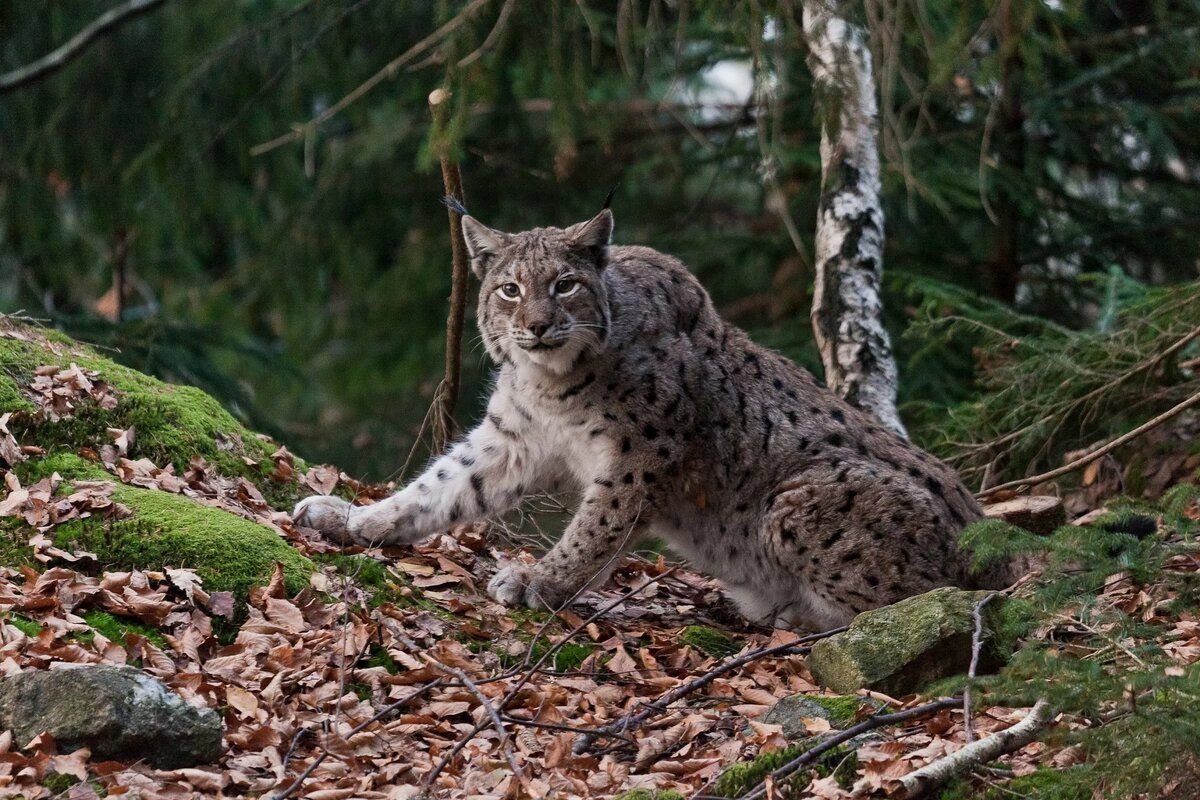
<box><xmin>963</xmin><ymin>592</ymin><xmax>998</xmax><ymax>742</ymax></box>
<box><xmin>458</xmin><ymin>0</ymin><xmax>517</xmax><ymax>67</ymax></box>
<box><xmin>0</xmin><ymin>0</ymin><xmax>168</xmax><ymax>94</ymax></box>
<box><xmin>978</xmin><ymin>388</ymin><xmax>1200</xmax><ymax>499</ymax></box>
<box><xmin>423</xmin><ymin>657</ymin><xmax>525</xmax><ymax>784</ymax></box>
<box><xmin>898</xmin><ymin>699</ymin><xmax>1053</xmax><ymax>798</ymax></box>
<box><xmin>266</xmin><ymin>680</ymin><xmax>441</xmax><ymax>800</ymax></box>
<box><xmin>250</xmin><ymin>0</ymin><xmax>493</xmax><ymax>157</ymax></box>
<box><xmin>574</xmin><ymin>628</ymin><xmax>847</xmax><ymax>754</ymax></box>
<box><xmin>431</xmin><ymin>88</ymin><xmax>471</xmax><ymax>450</ymax></box>
<box><xmin>732</xmin><ymin>697</ymin><xmax>965</xmax><ymax>800</ymax></box>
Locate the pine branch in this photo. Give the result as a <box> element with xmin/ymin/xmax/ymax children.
<box><xmin>0</xmin><ymin>0</ymin><xmax>168</xmax><ymax>94</ymax></box>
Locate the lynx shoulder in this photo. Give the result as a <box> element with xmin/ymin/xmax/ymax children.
<box><xmin>294</xmin><ymin>209</ymin><xmax>997</xmax><ymax>631</ymax></box>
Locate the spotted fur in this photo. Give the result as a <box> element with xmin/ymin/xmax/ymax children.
<box><xmin>294</xmin><ymin>210</ymin><xmax>1002</xmax><ymax>630</ymax></box>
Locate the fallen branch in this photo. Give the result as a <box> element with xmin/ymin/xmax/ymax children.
<box><xmin>963</xmin><ymin>592</ymin><xmax>998</xmax><ymax>742</ymax></box>
<box><xmin>897</xmin><ymin>699</ymin><xmax>1053</xmax><ymax>798</ymax></box>
<box><xmin>978</xmin><ymin>388</ymin><xmax>1200</xmax><ymax>499</ymax></box>
<box><xmin>423</xmin><ymin>657</ymin><xmax>525</xmax><ymax>785</ymax></box>
<box><xmin>0</xmin><ymin>0</ymin><xmax>168</xmax><ymax>94</ymax></box>
<box><xmin>574</xmin><ymin>628</ymin><xmax>847</xmax><ymax>755</ymax></box>
<box><xmin>733</xmin><ymin>697</ymin><xmax>965</xmax><ymax>800</ymax></box>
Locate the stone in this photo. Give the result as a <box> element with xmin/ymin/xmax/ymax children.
<box><xmin>0</xmin><ymin>665</ymin><xmax>223</xmax><ymax>768</ymax></box>
<box><xmin>807</xmin><ymin>587</ymin><xmax>1007</xmax><ymax>696</ymax></box>
<box><xmin>764</xmin><ymin>694</ymin><xmax>885</xmax><ymax>739</ymax></box>
<box><xmin>983</xmin><ymin>495</ymin><xmax>1067</xmax><ymax>535</ymax></box>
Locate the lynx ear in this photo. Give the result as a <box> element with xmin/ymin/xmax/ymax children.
<box><xmin>461</xmin><ymin>216</ymin><xmax>507</xmax><ymax>278</ymax></box>
<box><xmin>565</xmin><ymin>209</ymin><xmax>613</xmax><ymax>268</ymax></box>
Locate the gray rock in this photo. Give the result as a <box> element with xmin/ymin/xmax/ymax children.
<box><xmin>0</xmin><ymin>666</ymin><xmax>223</xmax><ymax>768</ymax></box>
<box><xmin>765</xmin><ymin>694</ymin><xmax>885</xmax><ymax>739</ymax></box>
<box><xmin>807</xmin><ymin>587</ymin><xmax>1007</xmax><ymax>696</ymax></box>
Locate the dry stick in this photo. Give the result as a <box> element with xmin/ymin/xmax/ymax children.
<box><xmin>0</xmin><ymin>0</ymin><xmax>167</xmax><ymax>93</ymax></box>
<box><xmin>431</xmin><ymin>88</ymin><xmax>471</xmax><ymax>450</ymax></box>
<box><xmin>266</xmin><ymin>680</ymin><xmax>442</xmax><ymax>800</ymax></box>
<box><xmin>573</xmin><ymin>628</ymin><xmax>848</xmax><ymax>755</ymax></box>
<box><xmin>963</xmin><ymin>592</ymin><xmax>998</xmax><ymax>743</ymax></box>
<box><xmin>423</xmin><ymin>657</ymin><xmax>525</xmax><ymax>784</ymax></box>
<box><xmin>250</xmin><ymin>0</ymin><xmax>493</xmax><ymax>156</ymax></box>
<box><xmin>732</xmin><ymin>697</ymin><xmax>965</xmax><ymax>800</ymax></box>
<box><xmin>977</xmin><ymin>387</ymin><xmax>1200</xmax><ymax>499</ymax></box>
<box><xmin>422</xmin><ymin>568</ymin><xmax>672</xmax><ymax>791</ymax></box>
<box><xmin>898</xmin><ymin>699</ymin><xmax>1053</xmax><ymax>798</ymax></box>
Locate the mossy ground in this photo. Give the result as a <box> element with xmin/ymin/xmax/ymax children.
<box><xmin>614</xmin><ymin>791</ymin><xmax>686</xmax><ymax>800</ymax></box>
<box><xmin>713</xmin><ymin>739</ymin><xmax>857</xmax><ymax>797</ymax></box>
<box><xmin>1</xmin><ymin>321</ymin><xmax>304</xmax><ymax>508</ymax></box>
<box><xmin>680</xmin><ymin>624</ymin><xmax>742</xmax><ymax>659</ymax></box>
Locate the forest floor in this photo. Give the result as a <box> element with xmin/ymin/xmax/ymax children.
<box><xmin>1</xmin><ymin>320</ymin><xmax>1199</xmax><ymax>799</ymax></box>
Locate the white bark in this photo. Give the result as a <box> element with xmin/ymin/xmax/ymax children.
<box><xmin>899</xmin><ymin>699</ymin><xmax>1053</xmax><ymax>797</ymax></box>
<box><xmin>803</xmin><ymin>0</ymin><xmax>907</xmax><ymax>437</ymax></box>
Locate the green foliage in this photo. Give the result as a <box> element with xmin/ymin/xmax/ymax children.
<box><xmin>75</xmin><ymin>610</ymin><xmax>169</xmax><ymax>651</ymax></box>
<box><xmin>614</xmin><ymin>791</ymin><xmax>686</xmax><ymax>800</ymax></box>
<box><xmin>906</xmin><ymin>277</ymin><xmax>1200</xmax><ymax>486</ymax></box>
<box><xmin>5</xmin><ymin>614</ymin><xmax>41</xmax><ymax>638</ymax></box>
<box><xmin>680</xmin><ymin>625</ymin><xmax>742</xmax><ymax>659</ymax></box>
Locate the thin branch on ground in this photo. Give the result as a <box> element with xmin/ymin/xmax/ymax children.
<box><xmin>422</xmin><ymin>657</ymin><xmax>525</xmax><ymax>785</ymax></box>
<box><xmin>265</xmin><ymin>680</ymin><xmax>441</xmax><ymax>800</ymax></box>
<box><xmin>731</xmin><ymin>697</ymin><xmax>965</xmax><ymax>800</ymax></box>
<box><xmin>0</xmin><ymin>0</ymin><xmax>168</xmax><ymax>94</ymax></box>
<box><xmin>964</xmin><ymin>592</ymin><xmax>998</xmax><ymax>742</ymax></box>
<box><xmin>574</xmin><ymin>628</ymin><xmax>847</xmax><ymax>754</ymax></box>
<box><xmin>978</xmin><ymin>388</ymin><xmax>1200</xmax><ymax>499</ymax></box>
<box><xmin>898</xmin><ymin>699</ymin><xmax>1053</xmax><ymax>798</ymax></box>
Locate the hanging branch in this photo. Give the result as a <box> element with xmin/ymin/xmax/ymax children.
<box><xmin>0</xmin><ymin>0</ymin><xmax>168</xmax><ymax>94</ymax></box>
<box><xmin>430</xmin><ymin>88</ymin><xmax>471</xmax><ymax>451</ymax></box>
<box><xmin>802</xmin><ymin>0</ymin><xmax>908</xmax><ymax>438</ymax></box>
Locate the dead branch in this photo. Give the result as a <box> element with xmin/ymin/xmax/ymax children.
<box><xmin>266</xmin><ymin>680</ymin><xmax>441</xmax><ymax>800</ymax></box>
<box><xmin>431</xmin><ymin>88</ymin><xmax>471</xmax><ymax>450</ymax></box>
<box><xmin>423</xmin><ymin>656</ymin><xmax>525</xmax><ymax>784</ymax></box>
<box><xmin>963</xmin><ymin>592</ymin><xmax>998</xmax><ymax>742</ymax></box>
<box><xmin>978</xmin><ymin>388</ymin><xmax>1200</xmax><ymax>499</ymax></box>
<box><xmin>733</xmin><ymin>697</ymin><xmax>965</xmax><ymax>800</ymax></box>
<box><xmin>574</xmin><ymin>628</ymin><xmax>847</xmax><ymax>755</ymax></box>
<box><xmin>0</xmin><ymin>0</ymin><xmax>168</xmax><ymax>94</ymax></box>
<box><xmin>897</xmin><ymin>699</ymin><xmax>1053</xmax><ymax>798</ymax></box>
<box><xmin>250</xmin><ymin>0</ymin><xmax>493</xmax><ymax>157</ymax></box>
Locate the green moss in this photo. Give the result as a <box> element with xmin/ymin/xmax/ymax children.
<box><xmin>15</xmin><ymin>451</ymin><xmax>110</xmax><ymax>483</ymax></box>
<box><xmin>5</xmin><ymin>614</ymin><xmax>42</xmax><ymax>638</ymax></box>
<box><xmin>0</xmin><ymin>322</ymin><xmax>304</xmax><ymax>508</ymax></box>
<box><xmin>714</xmin><ymin>740</ymin><xmax>856</xmax><ymax>797</ymax></box>
<box><xmin>51</xmin><ymin>481</ymin><xmax>312</xmax><ymax>599</ymax></box>
<box><xmin>500</xmin><ymin>637</ymin><xmax>597</xmax><ymax>673</ymax></box>
<box><xmin>75</xmin><ymin>610</ymin><xmax>169</xmax><ymax>650</ymax></box>
<box><xmin>614</xmin><ymin>791</ymin><xmax>686</xmax><ymax>800</ymax></box>
<box><xmin>43</xmin><ymin>772</ymin><xmax>81</xmax><ymax>794</ymax></box>
<box><xmin>365</xmin><ymin>645</ymin><xmax>400</xmax><ymax>674</ymax></box>
<box><xmin>680</xmin><ymin>625</ymin><xmax>742</xmax><ymax>659</ymax></box>
<box><xmin>805</xmin><ymin>695</ymin><xmax>862</xmax><ymax>728</ymax></box>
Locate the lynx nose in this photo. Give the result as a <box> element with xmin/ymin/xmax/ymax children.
<box><xmin>527</xmin><ymin>322</ymin><xmax>550</xmax><ymax>338</ymax></box>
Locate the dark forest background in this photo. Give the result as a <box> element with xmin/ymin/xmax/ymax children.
<box><xmin>3</xmin><ymin>0</ymin><xmax>1198</xmax><ymax>481</ymax></box>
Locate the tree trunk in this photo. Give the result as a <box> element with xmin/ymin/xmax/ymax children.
<box><xmin>988</xmin><ymin>0</ymin><xmax>1025</xmax><ymax>303</ymax></box>
<box><xmin>803</xmin><ymin>0</ymin><xmax>907</xmax><ymax>438</ymax></box>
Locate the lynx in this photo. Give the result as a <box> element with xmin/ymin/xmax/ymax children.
<box><xmin>294</xmin><ymin>208</ymin><xmax>1003</xmax><ymax>631</ymax></box>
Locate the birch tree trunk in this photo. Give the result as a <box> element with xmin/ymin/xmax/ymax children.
<box><xmin>803</xmin><ymin>0</ymin><xmax>907</xmax><ymax>438</ymax></box>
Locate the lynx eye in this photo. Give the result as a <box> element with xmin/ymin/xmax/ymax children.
<box><xmin>554</xmin><ymin>277</ymin><xmax>580</xmax><ymax>297</ymax></box>
<box><xmin>497</xmin><ymin>282</ymin><xmax>521</xmax><ymax>301</ymax></box>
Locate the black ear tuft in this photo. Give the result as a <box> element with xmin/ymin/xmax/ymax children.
<box><xmin>441</xmin><ymin>194</ymin><xmax>470</xmax><ymax>216</ymax></box>
<box><xmin>602</xmin><ymin>183</ymin><xmax>619</xmax><ymax>210</ymax></box>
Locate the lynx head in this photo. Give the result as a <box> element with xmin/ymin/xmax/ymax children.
<box><xmin>462</xmin><ymin>210</ymin><xmax>613</xmax><ymax>374</ymax></box>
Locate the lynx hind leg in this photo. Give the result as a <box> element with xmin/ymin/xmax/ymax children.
<box><xmin>761</xmin><ymin>466</ymin><xmax>967</xmax><ymax>626</ymax></box>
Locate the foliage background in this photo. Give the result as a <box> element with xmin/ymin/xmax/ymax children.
<box><xmin>2</xmin><ymin>0</ymin><xmax>1198</xmax><ymax>481</ymax></box>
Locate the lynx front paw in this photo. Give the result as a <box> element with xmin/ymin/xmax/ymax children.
<box><xmin>293</xmin><ymin>495</ymin><xmax>364</xmax><ymax>546</ymax></box>
<box><xmin>487</xmin><ymin>564</ymin><xmax>572</xmax><ymax>610</ymax></box>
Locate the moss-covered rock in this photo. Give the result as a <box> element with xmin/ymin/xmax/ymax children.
<box><xmin>807</xmin><ymin>587</ymin><xmax>1007</xmax><ymax>696</ymax></box>
<box><xmin>680</xmin><ymin>624</ymin><xmax>742</xmax><ymax>659</ymax></box>
<box><xmin>48</xmin><ymin>481</ymin><xmax>313</xmax><ymax>599</ymax></box>
<box><xmin>0</xmin><ymin>319</ymin><xmax>303</xmax><ymax>507</ymax></box>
